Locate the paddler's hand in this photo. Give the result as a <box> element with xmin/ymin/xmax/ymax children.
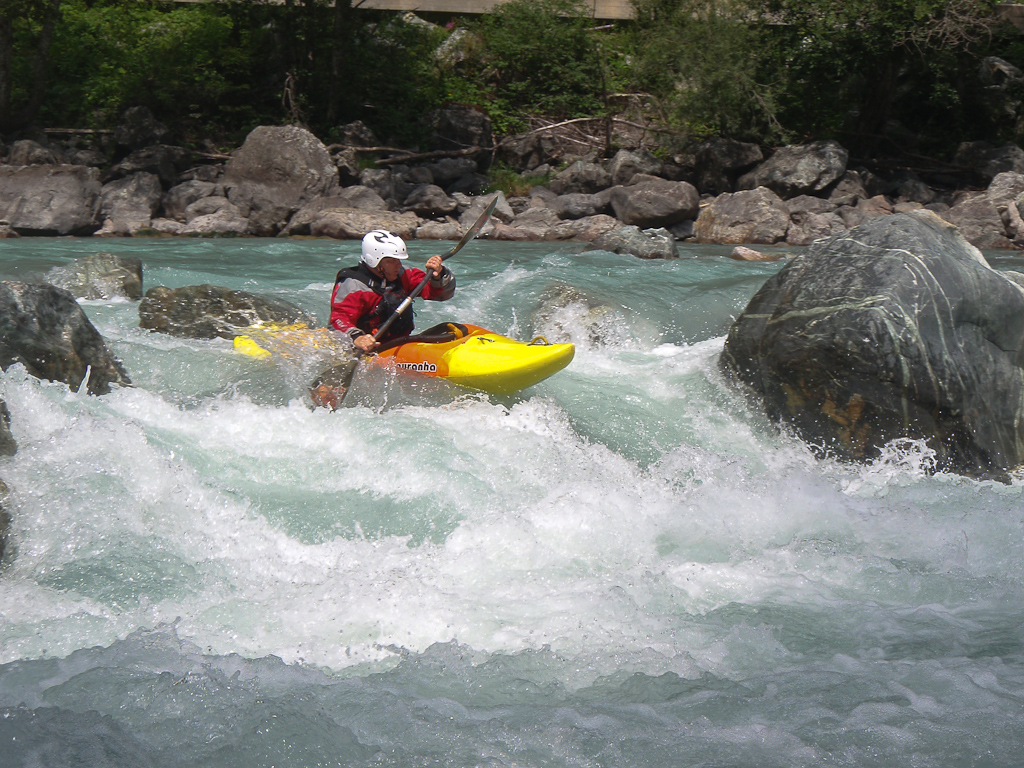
<box><xmin>353</xmin><ymin>334</ymin><xmax>379</xmax><ymax>353</ymax></box>
<box><xmin>425</xmin><ymin>254</ymin><xmax>443</xmax><ymax>277</ymax></box>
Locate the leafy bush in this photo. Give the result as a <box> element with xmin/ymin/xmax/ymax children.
<box><xmin>438</xmin><ymin>0</ymin><xmax>611</xmax><ymax>128</ymax></box>
<box><xmin>630</xmin><ymin>0</ymin><xmax>781</xmax><ymax>143</ymax></box>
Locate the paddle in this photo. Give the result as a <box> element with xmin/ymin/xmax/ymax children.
<box><xmin>309</xmin><ymin>196</ymin><xmax>499</xmax><ymax>410</ymax></box>
<box><xmin>371</xmin><ymin>195</ymin><xmax>498</xmax><ymax>342</ymax></box>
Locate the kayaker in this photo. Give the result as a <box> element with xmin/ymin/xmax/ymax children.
<box><xmin>330</xmin><ymin>230</ymin><xmax>456</xmax><ymax>352</ymax></box>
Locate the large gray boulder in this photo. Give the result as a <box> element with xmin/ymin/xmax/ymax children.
<box><xmin>98</xmin><ymin>172</ymin><xmax>163</xmax><ymax>235</ymax></box>
<box><xmin>720</xmin><ymin>210</ymin><xmax>1024</xmax><ymax>479</ymax></box>
<box><xmin>310</xmin><ymin>210</ymin><xmax>420</xmax><ymax>240</ymax></box>
<box><xmin>0</xmin><ymin>165</ymin><xmax>102</xmax><ymax>235</ymax></box>
<box><xmin>609</xmin><ymin>179</ymin><xmax>700</xmax><ymax>228</ymax></box>
<box><xmin>940</xmin><ymin>192</ymin><xmax>1013</xmax><ymax>249</ymax></box>
<box><xmin>694</xmin><ymin>187</ymin><xmax>791</xmax><ymax>244</ymax></box>
<box><xmin>139</xmin><ymin>285</ymin><xmax>316</xmax><ymax>340</ymax></box>
<box><xmin>223</xmin><ymin>125</ymin><xmax>340</xmax><ymax>236</ymax></box>
<box><xmin>0</xmin><ymin>281</ymin><xmax>131</xmax><ymax>394</ymax></box>
<box><xmin>738</xmin><ymin>140</ymin><xmax>848</xmax><ymax>199</ymax></box>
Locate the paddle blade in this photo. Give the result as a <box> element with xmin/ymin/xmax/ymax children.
<box><xmin>310</xmin><ymin>358</ymin><xmax>359</xmax><ymax>411</ymax></box>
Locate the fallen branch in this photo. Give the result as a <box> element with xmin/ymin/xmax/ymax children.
<box><xmin>326</xmin><ymin>144</ymin><xmax>489</xmax><ymax>167</ymax></box>
<box><xmin>42</xmin><ymin>128</ymin><xmax>114</xmax><ymax>135</ymax></box>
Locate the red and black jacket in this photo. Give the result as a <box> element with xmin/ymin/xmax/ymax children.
<box><xmin>329</xmin><ymin>262</ymin><xmax>455</xmax><ymax>343</ymax></box>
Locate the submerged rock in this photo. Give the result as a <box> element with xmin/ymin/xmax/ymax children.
<box><xmin>0</xmin><ymin>399</ymin><xmax>15</xmax><ymax>457</ymax></box>
<box><xmin>590</xmin><ymin>225</ymin><xmax>678</xmax><ymax>259</ymax></box>
<box><xmin>531</xmin><ymin>284</ymin><xmax>626</xmax><ymax>347</ymax></box>
<box><xmin>720</xmin><ymin>210</ymin><xmax>1024</xmax><ymax>479</ymax></box>
<box><xmin>139</xmin><ymin>284</ymin><xmax>316</xmax><ymax>340</ymax></box>
<box><xmin>0</xmin><ymin>478</ymin><xmax>9</xmax><ymax>562</ymax></box>
<box><xmin>45</xmin><ymin>252</ymin><xmax>143</xmax><ymax>300</ymax></box>
<box><xmin>0</xmin><ymin>281</ymin><xmax>132</xmax><ymax>394</ymax></box>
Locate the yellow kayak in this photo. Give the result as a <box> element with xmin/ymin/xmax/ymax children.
<box><xmin>234</xmin><ymin>322</ymin><xmax>574</xmax><ymax>395</ymax></box>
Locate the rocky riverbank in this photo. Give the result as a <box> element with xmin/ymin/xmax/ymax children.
<box><xmin>4</xmin><ymin>107</ymin><xmax>1024</xmax><ymax>258</ymax></box>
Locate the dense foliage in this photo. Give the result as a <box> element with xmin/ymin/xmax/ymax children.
<box><xmin>2</xmin><ymin>0</ymin><xmax>1024</xmax><ymax>161</ymax></box>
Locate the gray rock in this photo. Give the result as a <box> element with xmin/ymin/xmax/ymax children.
<box><xmin>105</xmin><ymin>145</ymin><xmax>192</xmax><ymax>187</ymax></box>
<box><xmin>610</xmin><ymin>179</ymin><xmax>699</xmax><ymax>228</ymax></box>
<box><xmin>531</xmin><ymin>284</ymin><xmax>626</xmax><ymax>346</ymax></box>
<box><xmin>310</xmin><ymin>210</ymin><xmax>420</xmax><ymax>240</ymax></box>
<box><xmin>139</xmin><ymin>284</ymin><xmax>316</xmax><ymax>340</ymax></box>
<box><xmin>334</xmin><ymin>147</ymin><xmax>361</xmax><ymax>186</ymax></box>
<box><xmin>495</xmin><ymin>132</ymin><xmax>562</xmax><ymax>172</ymax></box>
<box><xmin>0</xmin><ymin>165</ymin><xmax>102</xmax><ymax>236</ymax></box>
<box><xmin>285</xmin><ymin>189</ymin><xmax>389</xmax><ymax>236</ymax></box>
<box><xmin>552</xmin><ymin>192</ymin><xmax>607</xmax><ymax>220</ymax></box>
<box><xmin>223</xmin><ymin>125</ymin><xmax>340</xmax><ymax>236</ymax></box>
<box><xmin>492</xmin><ymin>207</ymin><xmax>562</xmax><ymax>240</ymax></box>
<box><xmin>547</xmin><ymin>214</ymin><xmax>621</xmax><ymax>242</ymax></box>
<box><xmin>148</xmin><ymin>218</ymin><xmax>185</xmax><ymax>235</ymax></box>
<box><xmin>721</xmin><ymin>210</ymin><xmax>1024</xmax><ymax>479</ymax></box>
<box><xmin>459</xmin><ymin>192</ymin><xmax>513</xmax><ymax>232</ymax></box>
<box><xmin>836</xmin><ymin>195</ymin><xmax>894</xmax><ymax>229</ymax></box>
<box><xmin>184</xmin><ymin>196</ymin><xmax>243</xmax><ymax>223</ymax></box>
<box><xmin>7</xmin><ymin>139</ymin><xmax>65</xmax><ymax>165</ymax></box>
<box><xmin>444</xmin><ymin>172</ymin><xmax>490</xmax><ymax>196</ymax></box>
<box><xmin>45</xmin><ymin>252</ymin><xmax>143</xmax><ymax>300</ymax></box>
<box><xmin>425</xmin><ymin>157</ymin><xmax>480</xmax><ymax>187</ymax></box>
<box><xmin>785</xmin><ymin>210</ymin><xmax>847</xmax><ymax>246</ymax></box>
<box><xmin>162</xmin><ymin>180</ymin><xmax>221</xmax><ymax>221</ymax></box>
<box><xmin>403</xmin><ymin>184</ymin><xmax>459</xmax><ymax>216</ymax></box>
<box><xmin>953</xmin><ymin>141</ymin><xmax>1024</xmax><ymax>184</ymax></box>
<box><xmin>0</xmin><ymin>281</ymin><xmax>131</xmax><ymax>394</ymax></box>
<box><xmin>938</xmin><ymin>192</ymin><xmax>1012</xmax><ymax>249</ymax></box>
<box><xmin>738</xmin><ymin>140</ymin><xmax>848</xmax><ymax>199</ymax></box>
<box><xmin>590</xmin><ymin>225</ymin><xmax>678</xmax><ymax>259</ymax></box>
<box><xmin>548</xmin><ymin>161</ymin><xmax>611</xmax><ymax>195</ymax></box>
<box><xmin>180</xmin><ymin>210</ymin><xmax>251</xmax><ymax>236</ymax></box>
<box><xmin>694</xmin><ymin>187</ymin><xmax>791</xmax><ymax>244</ymax></box>
<box><xmin>694</xmin><ymin>138</ymin><xmax>763</xmax><ymax>195</ymax></box>
<box><xmin>99</xmin><ymin>172</ymin><xmax>163</xmax><ymax>235</ymax></box>
<box><xmin>358</xmin><ymin>168</ymin><xmax>395</xmax><ymax>206</ymax></box>
<box><xmin>607</xmin><ymin>148</ymin><xmax>664</xmax><ymax>186</ymax></box>
<box><xmin>416</xmin><ymin>217</ymin><xmax>462</xmax><ymax>240</ymax></box>
<box><xmin>730</xmin><ymin>246</ymin><xmax>783</xmax><ymax>261</ymax></box>
<box><xmin>828</xmin><ymin>170</ymin><xmax>870</xmax><ymax>206</ymax></box>
<box><xmin>65</xmin><ymin>148</ymin><xmax>108</xmax><ymax>168</ymax></box>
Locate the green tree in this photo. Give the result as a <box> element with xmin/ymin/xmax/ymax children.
<box><xmin>0</xmin><ymin>0</ymin><xmax>63</xmax><ymax>133</ymax></box>
<box><xmin>443</xmin><ymin>0</ymin><xmax>611</xmax><ymax>133</ymax></box>
<box><xmin>630</xmin><ymin>0</ymin><xmax>781</xmax><ymax>143</ymax></box>
<box><xmin>763</xmin><ymin>0</ymin><xmax>1008</xmax><ymax>155</ymax></box>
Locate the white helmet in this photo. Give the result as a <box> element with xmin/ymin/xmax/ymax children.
<box><xmin>361</xmin><ymin>230</ymin><xmax>408</xmax><ymax>268</ymax></box>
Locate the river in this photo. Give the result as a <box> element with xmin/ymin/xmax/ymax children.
<box><xmin>0</xmin><ymin>236</ymin><xmax>1022</xmax><ymax>767</ymax></box>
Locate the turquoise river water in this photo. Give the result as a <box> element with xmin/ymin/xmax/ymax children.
<box><xmin>0</xmin><ymin>236</ymin><xmax>1022</xmax><ymax>767</ymax></box>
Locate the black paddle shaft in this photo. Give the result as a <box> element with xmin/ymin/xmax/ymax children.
<box><xmin>372</xmin><ymin>197</ymin><xmax>498</xmax><ymax>342</ymax></box>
